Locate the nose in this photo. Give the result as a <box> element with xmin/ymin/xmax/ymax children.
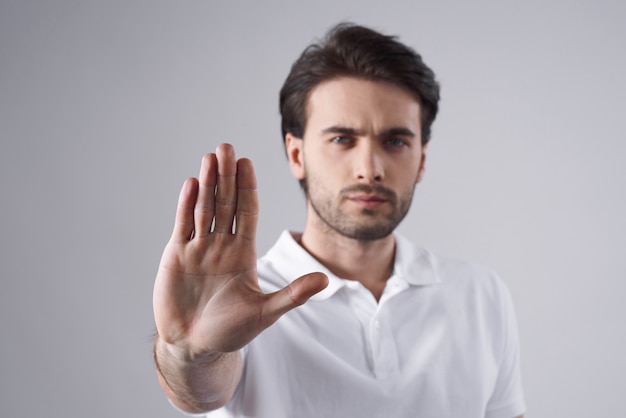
<box><xmin>354</xmin><ymin>141</ymin><xmax>384</xmax><ymax>183</ymax></box>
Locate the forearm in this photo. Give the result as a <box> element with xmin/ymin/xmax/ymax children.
<box><xmin>154</xmin><ymin>336</ymin><xmax>243</xmax><ymax>414</ymax></box>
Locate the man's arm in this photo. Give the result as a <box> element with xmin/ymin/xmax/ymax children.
<box><xmin>153</xmin><ymin>337</ymin><xmax>242</xmax><ymax>413</ymax></box>
<box><xmin>152</xmin><ymin>144</ymin><xmax>327</xmax><ymax>413</ymax></box>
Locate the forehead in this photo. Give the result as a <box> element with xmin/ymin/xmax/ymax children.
<box><xmin>305</xmin><ymin>77</ymin><xmax>422</xmax><ymax>134</ymax></box>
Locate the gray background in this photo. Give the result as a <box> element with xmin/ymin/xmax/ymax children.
<box><xmin>1</xmin><ymin>0</ymin><xmax>624</xmax><ymax>417</ymax></box>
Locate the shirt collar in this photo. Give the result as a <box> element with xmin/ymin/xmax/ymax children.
<box><xmin>262</xmin><ymin>230</ymin><xmax>440</xmax><ymax>301</ymax></box>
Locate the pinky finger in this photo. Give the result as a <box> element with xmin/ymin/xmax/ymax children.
<box><xmin>171</xmin><ymin>178</ymin><xmax>199</xmax><ymax>243</ymax></box>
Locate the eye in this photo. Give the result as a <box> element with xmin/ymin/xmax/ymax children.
<box><xmin>331</xmin><ymin>136</ymin><xmax>353</xmax><ymax>145</ymax></box>
<box><xmin>385</xmin><ymin>137</ymin><xmax>408</xmax><ymax>147</ymax></box>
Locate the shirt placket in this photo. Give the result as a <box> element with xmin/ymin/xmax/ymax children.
<box><xmin>346</xmin><ymin>279</ymin><xmax>406</xmax><ymax>379</ymax></box>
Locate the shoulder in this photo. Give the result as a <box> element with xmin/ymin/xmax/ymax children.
<box><xmin>397</xmin><ymin>235</ymin><xmax>506</xmax><ymax>288</ymax></box>
<box><xmin>435</xmin><ymin>252</ymin><xmax>508</xmax><ymax>296</ymax></box>
<box><xmin>395</xmin><ymin>234</ymin><xmax>514</xmax><ymax>309</ymax></box>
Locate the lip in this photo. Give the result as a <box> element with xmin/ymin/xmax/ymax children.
<box><xmin>346</xmin><ymin>194</ymin><xmax>389</xmax><ymax>207</ymax></box>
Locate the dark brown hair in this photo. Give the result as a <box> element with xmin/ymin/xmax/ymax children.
<box><xmin>279</xmin><ymin>23</ymin><xmax>440</xmax><ymax>145</ymax></box>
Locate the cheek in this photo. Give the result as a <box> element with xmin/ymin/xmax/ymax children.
<box><xmin>304</xmin><ymin>152</ymin><xmax>343</xmax><ymax>180</ymax></box>
<box><xmin>306</xmin><ymin>165</ymin><xmax>334</xmax><ymax>191</ymax></box>
<box><xmin>389</xmin><ymin>158</ymin><xmax>422</xmax><ymax>182</ymax></box>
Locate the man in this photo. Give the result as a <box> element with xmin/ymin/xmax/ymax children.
<box><xmin>153</xmin><ymin>23</ymin><xmax>526</xmax><ymax>418</ymax></box>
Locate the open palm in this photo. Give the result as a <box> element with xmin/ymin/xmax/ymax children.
<box><xmin>153</xmin><ymin>144</ymin><xmax>327</xmax><ymax>359</ymax></box>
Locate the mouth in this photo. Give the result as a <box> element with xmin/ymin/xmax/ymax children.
<box><xmin>346</xmin><ymin>194</ymin><xmax>389</xmax><ymax>208</ymax></box>
<box><xmin>341</xmin><ymin>184</ymin><xmax>397</xmax><ymax>210</ymax></box>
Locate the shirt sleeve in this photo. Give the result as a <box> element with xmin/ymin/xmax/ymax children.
<box><xmin>166</xmin><ymin>398</ymin><xmax>209</xmax><ymax>417</ymax></box>
<box><xmin>485</xmin><ymin>276</ymin><xmax>526</xmax><ymax>418</ymax></box>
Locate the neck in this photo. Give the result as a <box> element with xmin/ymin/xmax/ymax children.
<box><xmin>298</xmin><ymin>209</ymin><xmax>396</xmax><ymax>301</ymax></box>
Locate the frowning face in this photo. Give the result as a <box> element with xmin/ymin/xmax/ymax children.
<box><xmin>286</xmin><ymin>77</ymin><xmax>427</xmax><ymax>241</ymax></box>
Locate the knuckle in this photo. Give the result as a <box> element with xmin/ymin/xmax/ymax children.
<box><xmin>215</xmin><ymin>197</ymin><xmax>236</xmax><ymax>207</ymax></box>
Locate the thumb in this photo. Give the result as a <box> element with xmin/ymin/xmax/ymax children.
<box><xmin>262</xmin><ymin>272</ymin><xmax>329</xmax><ymax>324</ymax></box>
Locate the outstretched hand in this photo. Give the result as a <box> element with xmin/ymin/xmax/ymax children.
<box><xmin>153</xmin><ymin>144</ymin><xmax>328</xmax><ymax>359</ymax></box>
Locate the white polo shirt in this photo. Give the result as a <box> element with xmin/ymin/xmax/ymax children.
<box><xmin>198</xmin><ymin>231</ymin><xmax>526</xmax><ymax>418</ymax></box>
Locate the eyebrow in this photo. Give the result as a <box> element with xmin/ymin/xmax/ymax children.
<box><xmin>320</xmin><ymin>125</ymin><xmax>416</xmax><ymax>139</ymax></box>
<box><xmin>321</xmin><ymin>126</ymin><xmax>364</xmax><ymax>136</ymax></box>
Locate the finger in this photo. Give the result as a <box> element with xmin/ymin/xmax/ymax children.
<box><xmin>171</xmin><ymin>178</ymin><xmax>199</xmax><ymax>243</ymax></box>
<box><xmin>235</xmin><ymin>158</ymin><xmax>258</xmax><ymax>241</ymax></box>
<box><xmin>262</xmin><ymin>272</ymin><xmax>329</xmax><ymax>325</ymax></box>
<box><xmin>194</xmin><ymin>153</ymin><xmax>217</xmax><ymax>237</ymax></box>
<box><xmin>213</xmin><ymin>144</ymin><xmax>238</xmax><ymax>234</ymax></box>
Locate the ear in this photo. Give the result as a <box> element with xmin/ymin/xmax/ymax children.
<box><xmin>285</xmin><ymin>133</ymin><xmax>305</xmax><ymax>180</ymax></box>
<box><xmin>416</xmin><ymin>142</ymin><xmax>428</xmax><ymax>184</ymax></box>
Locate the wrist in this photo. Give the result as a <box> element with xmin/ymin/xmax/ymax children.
<box><xmin>153</xmin><ymin>333</ymin><xmax>243</xmax><ymax>412</ymax></box>
<box><xmin>154</xmin><ymin>334</ymin><xmax>224</xmax><ymax>366</ymax></box>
